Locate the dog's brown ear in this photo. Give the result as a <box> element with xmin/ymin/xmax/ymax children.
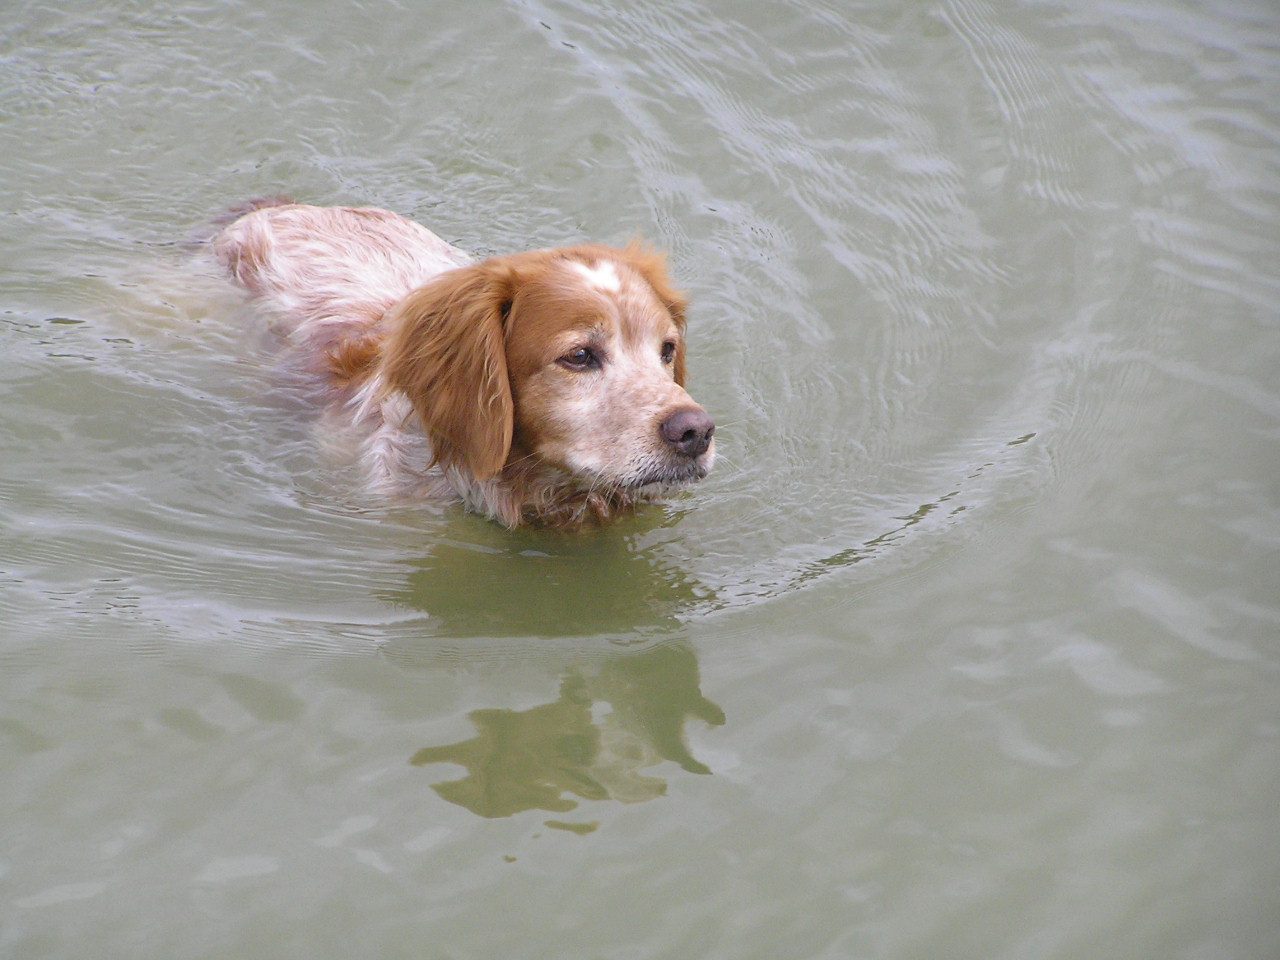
<box><xmin>379</xmin><ymin>263</ymin><xmax>514</xmax><ymax>480</ymax></box>
<box><xmin>619</xmin><ymin>242</ymin><xmax>689</xmax><ymax>386</ymax></box>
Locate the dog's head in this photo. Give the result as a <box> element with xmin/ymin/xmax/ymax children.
<box><xmin>378</xmin><ymin>243</ymin><xmax>715</xmax><ymax>502</ymax></box>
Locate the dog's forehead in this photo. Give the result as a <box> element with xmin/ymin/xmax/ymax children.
<box><xmin>555</xmin><ymin>257</ymin><xmax>672</xmax><ymax>336</ymax></box>
<box><xmin>566</xmin><ymin>259</ymin><xmax>623</xmax><ymax>294</ymax></box>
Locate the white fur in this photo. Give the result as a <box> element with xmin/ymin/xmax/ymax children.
<box><xmin>569</xmin><ymin>259</ymin><xmax>622</xmax><ymax>293</ymax></box>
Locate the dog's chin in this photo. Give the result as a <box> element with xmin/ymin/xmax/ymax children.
<box><xmin>540</xmin><ymin>445</ymin><xmax>714</xmax><ymax>500</ymax></box>
<box><xmin>615</xmin><ymin>457</ymin><xmax>714</xmax><ymax>493</ymax></box>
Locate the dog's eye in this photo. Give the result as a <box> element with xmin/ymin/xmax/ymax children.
<box><xmin>559</xmin><ymin>346</ymin><xmax>599</xmax><ymax>370</ymax></box>
<box><xmin>661</xmin><ymin>341</ymin><xmax>677</xmax><ymax>364</ymax></box>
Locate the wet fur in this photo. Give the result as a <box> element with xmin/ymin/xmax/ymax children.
<box><xmin>213</xmin><ymin>199</ymin><xmax>714</xmax><ymax>527</ymax></box>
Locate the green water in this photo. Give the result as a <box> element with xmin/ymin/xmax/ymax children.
<box><xmin>2</xmin><ymin>0</ymin><xmax>1278</xmax><ymax>957</ymax></box>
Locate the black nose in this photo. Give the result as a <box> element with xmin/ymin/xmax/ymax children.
<box><xmin>660</xmin><ymin>407</ymin><xmax>716</xmax><ymax>459</ymax></box>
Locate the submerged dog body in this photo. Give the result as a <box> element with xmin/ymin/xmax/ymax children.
<box><xmin>213</xmin><ymin>201</ymin><xmax>714</xmax><ymax>527</ymax></box>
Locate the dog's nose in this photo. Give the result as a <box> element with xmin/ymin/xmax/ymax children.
<box><xmin>660</xmin><ymin>407</ymin><xmax>716</xmax><ymax>459</ymax></box>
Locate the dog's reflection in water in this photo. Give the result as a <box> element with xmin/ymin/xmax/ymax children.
<box><xmin>410</xmin><ymin>642</ymin><xmax>724</xmax><ymax>819</ymax></box>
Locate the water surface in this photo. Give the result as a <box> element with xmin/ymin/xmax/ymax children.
<box><xmin>2</xmin><ymin>1</ymin><xmax>1278</xmax><ymax>957</ymax></box>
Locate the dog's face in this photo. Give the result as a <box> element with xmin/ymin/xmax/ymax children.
<box><xmin>503</xmin><ymin>253</ymin><xmax>714</xmax><ymax>490</ymax></box>
<box><xmin>380</xmin><ymin>244</ymin><xmax>714</xmax><ymax>497</ymax></box>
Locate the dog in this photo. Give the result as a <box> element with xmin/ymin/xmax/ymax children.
<box><xmin>212</xmin><ymin>199</ymin><xmax>714</xmax><ymax>528</ymax></box>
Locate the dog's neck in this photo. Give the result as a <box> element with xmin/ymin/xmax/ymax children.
<box><xmin>446</xmin><ymin>457</ymin><xmax>645</xmax><ymax>529</ymax></box>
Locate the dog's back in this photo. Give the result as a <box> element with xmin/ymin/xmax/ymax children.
<box><xmin>214</xmin><ymin>201</ymin><xmax>473</xmax><ymax>339</ymax></box>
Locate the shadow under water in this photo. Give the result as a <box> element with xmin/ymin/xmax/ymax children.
<box><xmin>384</xmin><ymin>520</ymin><xmax>717</xmax><ymax>638</ymax></box>
<box><xmin>410</xmin><ymin>642</ymin><xmax>725</xmax><ymax>819</ymax></box>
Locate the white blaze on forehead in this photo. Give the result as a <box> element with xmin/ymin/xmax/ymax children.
<box><xmin>568</xmin><ymin>259</ymin><xmax>622</xmax><ymax>293</ymax></box>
